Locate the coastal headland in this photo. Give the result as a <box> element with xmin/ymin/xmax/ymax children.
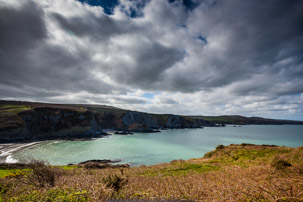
<box><xmin>1</xmin><ymin>100</ymin><xmax>303</xmax><ymax>143</ymax></box>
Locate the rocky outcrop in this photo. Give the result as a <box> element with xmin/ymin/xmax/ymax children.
<box><xmin>122</xmin><ymin>111</ymin><xmax>159</xmax><ymax>128</ymax></box>
<box><xmin>165</xmin><ymin>115</ymin><xmax>202</xmax><ymax>128</ymax></box>
<box><xmin>120</xmin><ymin>111</ymin><xmax>160</xmax><ymax>132</ymax></box>
<box><xmin>119</xmin><ymin>112</ymin><xmax>210</xmax><ymax>131</ymax></box>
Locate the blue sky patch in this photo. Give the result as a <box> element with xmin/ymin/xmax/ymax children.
<box><xmin>142</xmin><ymin>92</ymin><xmax>155</xmax><ymax>99</ymax></box>
<box><xmin>77</xmin><ymin>0</ymin><xmax>119</xmax><ymax>15</ymax></box>
<box><xmin>169</xmin><ymin>0</ymin><xmax>199</xmax><ymax>11</ymax></box>
<box><xmin>120</xmin><ymin>0</ymin><xmax>150</xmax><ymax>18</ymax></box>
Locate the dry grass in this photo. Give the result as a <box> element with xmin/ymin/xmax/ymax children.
<box><xmin>1</xmin><ymin>144</ymin><xmax>303</xmax><ymax>202</ymax></box>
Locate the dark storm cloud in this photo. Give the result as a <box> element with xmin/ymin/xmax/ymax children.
<box><xmin>0</xmin><ymin>1</ymin><xmax>46</xmax><ymax>88</ymax></box>
<box><xmin>180</xmin><ymin>0</ymin><xmax>303</xmax><ymax>94</ymax></box>
<box><xmin>0</xmin><ymin>0</ymin><xmax>120</xmax><ymax>101</ymax></box>
<box><xmin>104</xmin><ymin>41</ymin><xmax>184</xmax><ymax>90</ymax></box>
<box><xmin>0</xmin><ymin>84</ymin><xmax>63</xmax><ymax>99</ymax></box>
<box><xmin>0</xmin><ymin>1</ymin><xmax>46</xmax><ymax>52</ymax></box>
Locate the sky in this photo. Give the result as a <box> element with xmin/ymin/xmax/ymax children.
<box><xmin>0</xmin><ymin>0</ymin><xmax>302</xmax><ymax>120</ymax></box>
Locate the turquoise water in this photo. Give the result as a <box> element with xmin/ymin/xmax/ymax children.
<box><xmin>13</xmin><ymin>125</ymin><xmax>303</xmax><ymax>166</ymax></box>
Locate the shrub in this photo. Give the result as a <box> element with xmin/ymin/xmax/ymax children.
<box><xmin>241</xmin><ymin>143</ymin><xmax>255</xmax><ymax>146</ymax></box>
<box><xmin>216</xmin><ymin>145</ymin><xmax>224</xmax><ymax>150</ymax></box>
<box><xmin>14</xmin><ymin>159</ymin><xmax>60</xmax><ymax>187</ymax></box>
<box><xmin>102</xmin><ymin>174</ymin><xmax>128</xmax><ymax>193</ymax></box>
<box><xmin>27</xmin><ymin>159</ymin><xmax>57</xmax><ymax>187</ymax></box>
<box><xmin>271</xmin><ymin>159</ymin><xmax>292</xmax><ymax>170</ymax></box>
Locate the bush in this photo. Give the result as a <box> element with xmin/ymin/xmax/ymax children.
<box><xmin>102</xmin><ymin>174</ymin><xmax>128</xmax><ymax>193</ymax></box>
<box><xmin>216</xmin><ymin>145</ymin><xmax>224</xmax><ymax>150</ymax></box>
<box><xmin>271</xmin><ymin>159</ymin><xmax>292</xmax><ymax>170</ymax></box>
<box><xmin>14</xmin><ymin>159</ymin><xmax>60</xmax><ymax>187</ymax></box>
<box><xmin>27</xmin><ymin>159</ymin><xmax>57</xmax><ymax>187</ymax></box>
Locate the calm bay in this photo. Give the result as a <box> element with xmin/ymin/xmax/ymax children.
<box><xmin>10</xmin><ymin>125</ymin><xmax>303</xmax><ymax>166</ymax></box>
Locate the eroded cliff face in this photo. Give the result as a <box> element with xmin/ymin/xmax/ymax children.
<box><xmin>165</xmin><ymin>115</ymin><xmax>202</xmax><ymax>128</ymax></box>
<box><xmin>118</xmin><ymin>112</ymin><xmax>209</xmax><ymax>132</ymax></box>
<box><xmin>120</xmin><ymin>111</ymin><xmax>159</xmax><ymax>132</ymax></box>
<box><xmin>0</xmin><ymin>107</ymin><xmax>104</xmax><ymax>142</ymax></box>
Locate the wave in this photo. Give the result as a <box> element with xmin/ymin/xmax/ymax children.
<box><xmin>0</xmin><ymin>142</ymin><xmax>38</xmax><ymax>163</ymax></box>
<box><xmin>6</xmin><ymin>155</ymin><xmax>18</xmax><ymax>163</ymax></box>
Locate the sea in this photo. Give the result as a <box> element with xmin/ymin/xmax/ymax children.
<box><xmin>7</xmin><ymin>125</ymin><xmax>303</xmax><ymax>166</ymax></box>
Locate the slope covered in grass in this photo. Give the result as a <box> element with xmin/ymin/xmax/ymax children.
<box><xmin>1</xmin><ymin>144</ymin><xmax>303</xmax><ymax>201</ymax></box>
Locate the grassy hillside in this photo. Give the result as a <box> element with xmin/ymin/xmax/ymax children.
<box><xmin>1</xmin><ymin>144</ymin><xmax>303</xmax><ymax>201</ymax></box>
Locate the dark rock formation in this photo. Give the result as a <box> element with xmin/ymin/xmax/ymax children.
<box><xmin>114</xmin><ymin>131</ymin><xmax>133</xmax><ymax>135</ymax></box>
<box><xmin>74</xmin><ymin>159</ymin><xmax>129</xmax><ymax>169</ymax></box>
<box><xmin>78</xmin><ymin>159</ymin><xmax>121</xmax><ymax>164</ymax></box>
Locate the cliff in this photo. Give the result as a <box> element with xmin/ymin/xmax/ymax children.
<box><xmin>0</xmin><ymin>107</ymin><xmax>104</xmax><ymax>142</ymax></box>
<box><xmin>1</xmin><ymin>100</ymin><xmax>302</xmax><ymax>142</ymax></box>
<box><xmin>0</xmin><ymin>101</ymin><xmax>212</xmax><ymax>142</ymax></box>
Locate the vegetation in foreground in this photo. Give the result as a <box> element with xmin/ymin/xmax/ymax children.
<box><xmin>1</xmin><ymin>144</ymin><xmax>303</xmax><ymax>202</ymax></box>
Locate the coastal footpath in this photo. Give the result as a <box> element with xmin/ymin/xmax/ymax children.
<box><xmin>1</xmin><ymin>100</ymin><xmax>303</xmax><ymax>142</ymax></box>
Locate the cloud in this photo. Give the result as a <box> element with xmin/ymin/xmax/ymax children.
<box><xmin>0</xmin><ymin>0</ymin><xmax>121</xmax><ymax>98</ymax></box>
<box><xmin>52</xmin><ymin>10</ymin><xmax>137</xmax><ymax>42</ymax></box>
<box><xmin>0</xmin><ymin>0</ymin><xmax>302</xmax><ymax>120</ymax></box>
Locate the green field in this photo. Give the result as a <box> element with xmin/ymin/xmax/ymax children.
<box><xmin>0</xmin><ymin>104</ymin><xmax>31</xmax><ymax>114</ymax></box>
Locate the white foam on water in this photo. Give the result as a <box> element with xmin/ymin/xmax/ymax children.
<box><xmin>0</xmin><ymin>142</ymin><xmax>39</xmax><ymax>164</ymax></box>
<box><xmin>6</xmin><ymin>155</ymin><xmax>18</xmax><ymax>163</ymax></box>
<box><xmin>0</xmin><ymin>142</ymin><xmax>37</xmax><ymax>157</ymax></box>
